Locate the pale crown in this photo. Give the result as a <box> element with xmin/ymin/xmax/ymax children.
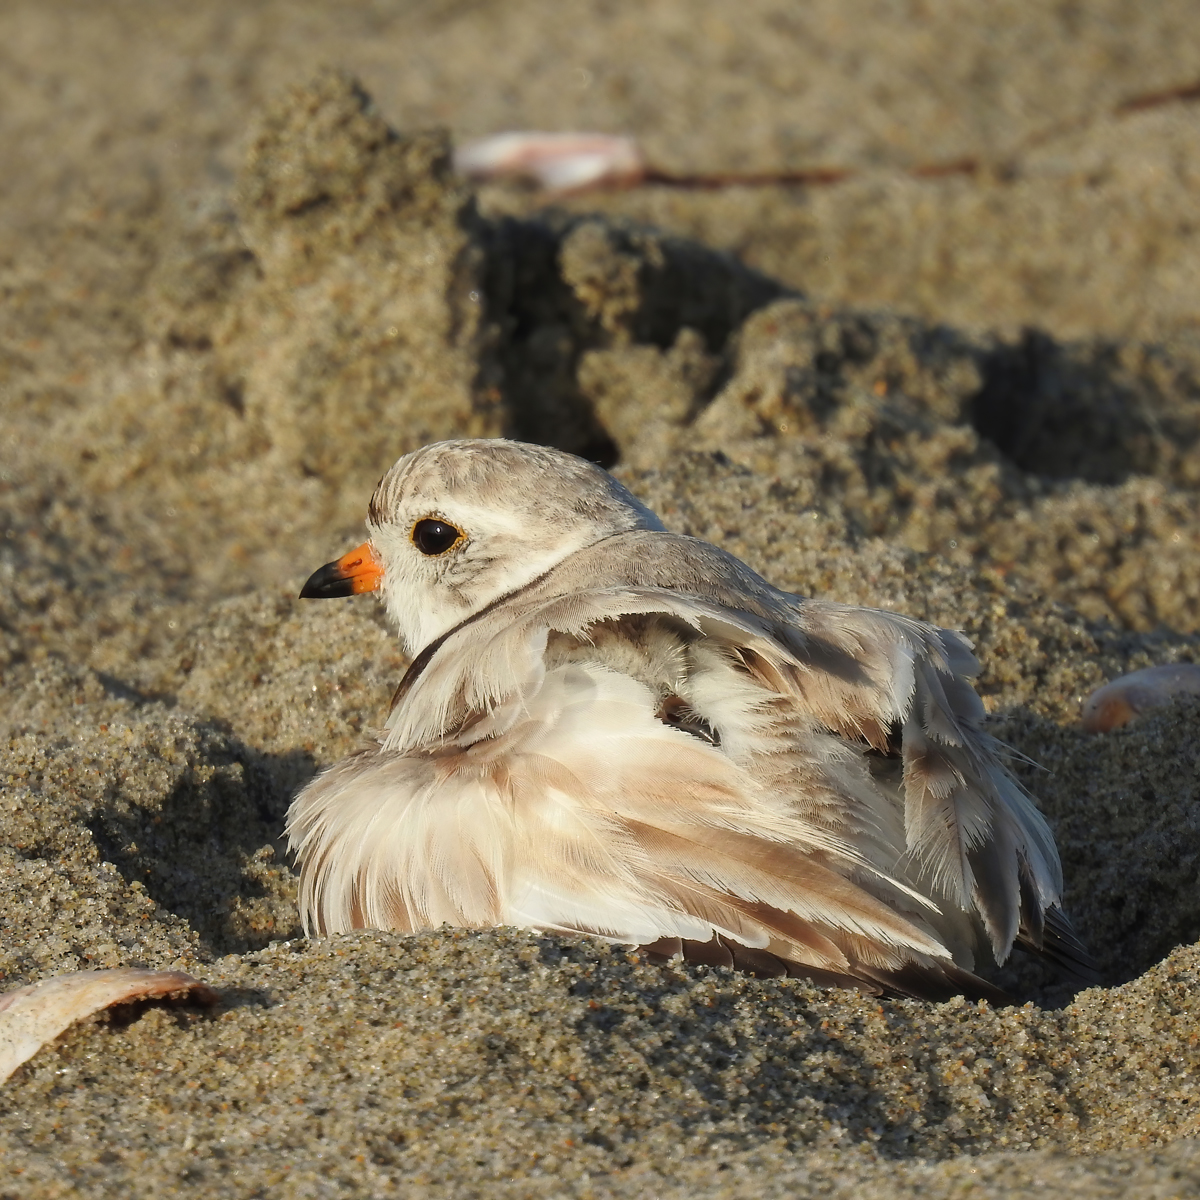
<box><xmin>364</xmin><ymin>439</ymin><xmax>664</xmax><ymax>654</ymax></box>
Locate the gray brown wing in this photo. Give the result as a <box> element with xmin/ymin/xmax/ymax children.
<box><xmin>381</xmin><ymin>529</ymin><xmax>1079</xmax><ymax>974</ymax></box>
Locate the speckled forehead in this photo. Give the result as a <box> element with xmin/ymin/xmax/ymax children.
<box><xmin>366</xmin><ymin>448</ymin><xmax>448</xmax><ymax>525</ymax></box>
<box><xmin>364</xmin><ymin>439</ymin><xmax>664</xmax><ymax>533</ymax></box>
<box><xmin>372</xmin><ymin>445</ymin><xmax>577</xmax><ymax>520</ymax></box>
<box><xmin>368</xmin><ymin>452</ymin><xmax>519</xmax><ymax>526</ymax></box>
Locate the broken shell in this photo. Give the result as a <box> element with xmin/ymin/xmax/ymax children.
<box><xmin>1081</xmin><ymin>662</ymin><xmax>1200</xmax><ymax>733</ymax></box>
<box><xmin>453</xmin><ymin>132</ymin><xmax>645</xmax><ymax>192</ymax></box>
<box><xmin>0</xmin><ymin>968</ymin><xmax>218</xmax><ymax>1082</ymax></box>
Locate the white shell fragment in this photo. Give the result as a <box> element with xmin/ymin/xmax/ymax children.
<box><xmin>453</xmin><ymin>132</ymin><xmax>646</xmax><ymax>192</ymax></box>
<box><xmin>1081</xmin><ymin>663</ymin><xmax>1200</xmax><ymax>733</ymax></box>
<box><xmin>0</xmin><ymin>968</ymin><xmax>218</xmax><ymax>1082</ymax></box>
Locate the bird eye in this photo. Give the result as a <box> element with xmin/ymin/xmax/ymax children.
<box><xmin>411</xmin><ymin>518</ymin><xmax>463</xmax><ymax>556</ymax></box>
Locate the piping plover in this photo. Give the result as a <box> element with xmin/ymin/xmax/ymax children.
<box><xmin>290</xmin><ymin>439</ymin><xmax>1094</xmax><ymax>999</ymax></box>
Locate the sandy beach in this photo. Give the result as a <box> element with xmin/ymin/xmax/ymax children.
<box><xmin>2</xmin><ymin>3</ymin><xmax>1200</xmax><ymax>1195</ymax></box>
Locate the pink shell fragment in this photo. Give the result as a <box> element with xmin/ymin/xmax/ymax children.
<box><xmin>1081</xmin><ymin>662</ymin><xmax>1200</xmax><ymax>733</ymax></box>
<box><xmin>454</xmin><ymin>132</ymin><xmax>646</xmax><ymax>192</ymax></box>
<box><xmin>0</xmin><ymin>968</ymin><xmax>218</xmax><ymax>1082</ymax></box>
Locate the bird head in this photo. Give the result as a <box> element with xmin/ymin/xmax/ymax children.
<box><xmin>299</xmin><ymin>438</ymin><xmax>663</xmax><ymax>654</ymax></box>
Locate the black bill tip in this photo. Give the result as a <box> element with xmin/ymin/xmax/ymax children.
<box><xmin>299</xmin><ymin>559</ymin><xmax>358</xmax><ymax>599</ymax></box>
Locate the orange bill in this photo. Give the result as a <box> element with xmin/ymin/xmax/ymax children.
<box><xmin>299</xmin><ymin>542</ymin><xmax>383</xmax><ymax>599</ymax></box>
